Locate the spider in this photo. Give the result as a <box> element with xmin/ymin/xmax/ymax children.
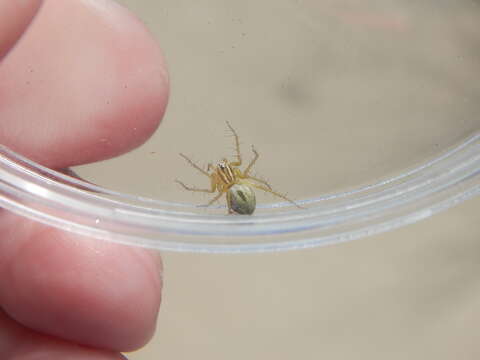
<box><xmin>175</xmin><ymin>121</ymin><xmax>302</xmax><ymax>214</ymax></box>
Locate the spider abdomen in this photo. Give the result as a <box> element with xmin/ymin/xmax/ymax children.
<box><xmin>228</xmin><ymin>184</ymin><xmax>256</xmax><ymax>215</ymax></box>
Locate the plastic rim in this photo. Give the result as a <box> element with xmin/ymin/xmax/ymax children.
<box><xmin>0</xmin><ymin>134</ymin><xmax>479</xmax><ymax>253</ymax></box>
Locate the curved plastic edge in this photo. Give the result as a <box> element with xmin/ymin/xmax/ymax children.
<box><xmin>0</xmin><ymin>134</ymin><xmax>479</xmax><ymax>253</ymax></box>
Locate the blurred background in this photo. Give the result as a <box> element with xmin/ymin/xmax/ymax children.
<box><xmin>133</xmin><ymin>199</ymin><xmax>480</xmax><ymax>360</ymax></box>
<box><xmin>77</xmin><ymin>0</ymin><xmax>480</xmax><ymax>206</ymax></box>
<box><xmin>74</xmin><ymin>1</ymin><xmax>480</xmax><ymax>358</ymax></box>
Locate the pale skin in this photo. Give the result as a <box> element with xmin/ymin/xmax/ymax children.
<box><xmin>176</xmin><ymin>121</ymin><xmax>302</xmax><ymax>213</ymax></box>
<box><xmin>0</xmin><ymin>1</ymin><xmax>167</xmax><ymax>358</ymax></box>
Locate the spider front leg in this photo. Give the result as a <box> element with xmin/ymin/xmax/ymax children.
<box><xmin>177</xmin><ymin>174</ymin><xmax>226</xmax><ymax>208</ymax></box>
<box><xmin>179</xmin><ymin>153</ymin><xmax>210</xmax><ymax>177</ymax></box>
<box><xmin>226</xmin><ymin>121</ymin><xmax>242</xmax><ymax>166</ymax></box>
<box><xmin>243</xmin><ymin>145</ymin><xmax>259</xmax><ymax>176</ymax></box>
<box><xmin>175</xmin><ymin>179</ymin><xmax>216</xmax><ymax>194</ymax></box>
<box><xmin>243</xmin><ymin>180</ymin><xmax>304</xmax><ymax>209</ymax></box>
<box><xmin>175</xmin><ymin>174</ymin><xmax>217</xmax><ymax>194</ymax></box>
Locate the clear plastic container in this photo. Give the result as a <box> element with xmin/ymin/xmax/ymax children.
<box><xmin>1</xmin><ymin>0</ymin><xmax>479</xmax><ymax>253</ymax></box>
<box><xmin>0</xmin><ymin>135</ymin><xmax>479</xmax><ymax>253</ymax></box>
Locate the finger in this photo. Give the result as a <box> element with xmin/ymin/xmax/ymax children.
<box><xmin>0</xmin><ymin>0</ymin><xmax>166</xmax><ymax>352</ymax></box>
<box><xmin>0</xmin><ymin>0</ymin><xmax>43</xmax><ymax>60</ymax></box>
<box><xmin>0</xmin><ymin>0</ymin><xmax>169</xmax><ymax>169</ymax></box>
<box><xmin>0</xmin><ymin>212</ymin><xmax>162</xmax><ymax>352</ymax></box>
<box><xmin>0</xmin><ymin>309</ymin><xmax>127</xmax><ymax>359</ymax></box>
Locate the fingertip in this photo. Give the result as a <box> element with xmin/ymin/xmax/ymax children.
<box><xmin>0</xmin><ymin>310</ymin><xmax>128</xmax><ymax>359</ymax></box>
<box><xmin>0</xmin><ymin>214</ymin><xmax>163</xmax><ymax>352</ymax></box>
<box><xmin>0</xmin><ymin>0</ymin><xmax>169</xmax><ymax>168</ymax></box>
<box><xmin>0</xmin><ymin>0</ymin><xmax>43</xmax><ymax>60</ymax></box>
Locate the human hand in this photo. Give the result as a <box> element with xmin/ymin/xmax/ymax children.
<box><xmin>0</xmin><ymin>0</ymin><xmax>168</xmax><ymax>358</ymax></box>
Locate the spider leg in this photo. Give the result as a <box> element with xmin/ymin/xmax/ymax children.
<box><xmin>243</xmin><ymin>175</ymin><xmax>272</xmax><ymax>190</ymax></box>
<box><xmin>243</xmin><ymin>145</ymin><xmax>259</xmax><ymax>176</ymax></box>
<box><xmin>175</xmin><ymin>178</ymin><xmax>216</xmax><ymax>193</ymax></box>
<box><xmin>225</xmin><ymin>190</ymin><xmax>233</xmax><ymax>213</ymax></box>
<box><xmin>205</xmin><ymin>190</ymin><xmax>226</xmax><ymax>207</ymax></box>
<box><xmin>226</xmin><ymin>121</ymin><xmax>242</xmax><ymax>166</ymax></box>
<box><xmin>242</xmin><ymin>180</ymin><xmax>304</xmax><ymax>209</ymax></box>
<box><xmin>179</xmin><ymin>153</ymin><xmax>210</xmax><ymax>177</ymax></box>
